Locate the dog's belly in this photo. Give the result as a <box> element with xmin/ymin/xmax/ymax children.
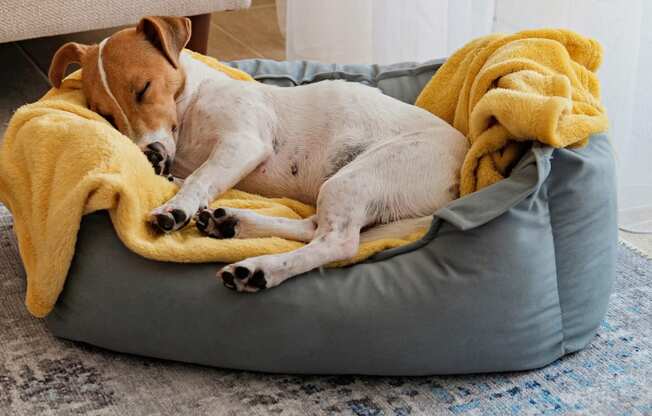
<box><xmin>236</xmin><ymin>150</ymin><xmax>328</xmax><ymax>205</ymax></box>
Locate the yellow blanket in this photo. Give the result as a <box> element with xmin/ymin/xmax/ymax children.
<box><xmin>415</xmin><ymin>29</ymin><xmax>608</xmax><ymax>195</ymax></box>
<box><xmin>0</xmin><ymin>52</ymin><xmax>425</xmax><ymax>318</ymax></box>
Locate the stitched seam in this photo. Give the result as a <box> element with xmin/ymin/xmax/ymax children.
<box><xmin>546</xmin><ymin>157</ymin><xmax>568</xmax><ymax>356</ymax></box>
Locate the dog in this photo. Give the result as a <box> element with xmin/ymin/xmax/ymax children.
<box><xmin>48</xmin><ymin>16</ymin><xmax>469</xmax><ymax>292</ymax></box>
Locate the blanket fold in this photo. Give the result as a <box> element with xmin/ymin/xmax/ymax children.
<box><xmin>0</xmin><ymin>53</ymin><xmax>425</xmax><ymax>318</ymax></box>
<box><xmin>415</xmin><ymin>29</ymin><xmax>608</xmax><ymax>195</ymax></box>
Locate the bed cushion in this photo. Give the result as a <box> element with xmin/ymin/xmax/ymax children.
<box><xmin>44</xmin><ymin>59</ymin><xmax>617</xmax><ymax>375</ymax></box>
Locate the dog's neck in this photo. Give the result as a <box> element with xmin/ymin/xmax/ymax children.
<box><xmin>175</xmin><ymin>51</ymin><xmax>232</xmax><ymax>124</ymax></box>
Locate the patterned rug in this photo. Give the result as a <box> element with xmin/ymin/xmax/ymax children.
<box><xmin>0</xmin><ymin>205</ymin><xmax>650</xmax><ymax>416</ymax></box>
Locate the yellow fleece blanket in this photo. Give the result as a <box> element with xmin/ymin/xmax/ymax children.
<box><xmin>415</xmin><ymin>29</ymin><xmax>608</xmax><ymax>195</ymax></box>
<box><xmin>0</xmin><ymin>52</ymin><xmax>426</xmax><ymax>318</ymax></box>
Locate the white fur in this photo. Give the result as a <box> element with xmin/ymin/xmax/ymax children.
<box><xmin>147</xmin><ymin>51</ymin><xmax>469</xmax><ymax>291</ymax></box>
<box><xmin>98</xmin><ymin>38</ymin><xmax>134</xmax><ymax>138</ymax></box>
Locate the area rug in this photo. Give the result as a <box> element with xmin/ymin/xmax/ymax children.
<box><xmin>0</xmin><ymin>204</ymin><xmax>650</xmax><ymax>416</ymax></box>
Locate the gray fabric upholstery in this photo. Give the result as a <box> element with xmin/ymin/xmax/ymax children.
<box><xmin>45</xmin><ymin>59</ymin><xmax>617</xmax><ymax>375</ymax></box>
<box><xmin>228</xmin><ymin>59</ymin><xmax>444</xmax><ymax>104</ymax></box>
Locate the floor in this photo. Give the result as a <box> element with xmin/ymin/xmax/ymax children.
<box><xmin>208</xmin><ymin>0</ymin><xmax>285</xmax><ymax>61</ymax></box>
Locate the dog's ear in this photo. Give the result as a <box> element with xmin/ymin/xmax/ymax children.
<box><xmin>48</xmin><ymin>42</ymin><xmax>89</xmax><ymax>88</ymax></box>
<box><xmin>137</xmin><ymin>16</ymin><xmax>192</xmax><ymax>69</ymax></box>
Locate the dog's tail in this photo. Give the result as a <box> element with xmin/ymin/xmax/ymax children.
<box><xmin>360</xmin><ymin>216</ymin><xmax>433</xmax><ymax>244</ymax></box>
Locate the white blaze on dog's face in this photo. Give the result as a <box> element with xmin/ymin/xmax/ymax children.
<box><xmin>47</xmin><ymin>16</ymin><xmax>191</xmax><ymax>158</ymax></box>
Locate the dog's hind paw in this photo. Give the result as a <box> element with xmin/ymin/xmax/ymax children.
<box><xmin>195</xmin><ymin>207</ymin><xmax>239</xmax><ymax>238</ymax></box>
<box><xmin>218</xmin><ymin>263</ymin><xmax>268</xmax><ymax>292</ymax></box>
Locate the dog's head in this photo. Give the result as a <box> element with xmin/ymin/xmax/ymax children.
<box><xmin>48</xmin><ymin>16</ymin><xmax>191</xmax><ymax>168</ymax></box>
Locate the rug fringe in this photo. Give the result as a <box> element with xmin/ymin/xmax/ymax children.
<box><xmin>618</xmin><ymin>239</ymin><xmax>652</xmax><ymax>261</ymax></box>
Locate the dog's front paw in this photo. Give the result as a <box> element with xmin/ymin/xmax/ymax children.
<box><xmin>149</xmin><ymin>205</ymin><xmax>192</xmax><ymax>233</ymax></box>
<box><xmin>143</xmin><ymin>142</ymin><xmax>172</xmax><ymax>180</ymax></box>
<box><xmin>195</xmin><ymin>207</ymin><xmax>239</xmax><ymax>238</ymax></box>
<box><xmin>218</xmin><ymin>263</ymin><xmax>269</xmax><ymax>293</ymax></box>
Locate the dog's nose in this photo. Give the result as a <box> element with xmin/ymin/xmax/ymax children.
<box><xmin>145</xmin><ymin>142</ymin><xmax>167</xmax><ymax>155</ymax></box>
<box><xmin>146</xmin><ymin>149</ymin><xmax>163</xmax><ymax>164</ymax></box>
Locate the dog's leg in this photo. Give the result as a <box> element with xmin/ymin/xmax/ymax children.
<box><xmin>217</xmin><ymin>175</ymin><xmax>367</xmax><ymax>292</ymax></box>
<box><xmin>150</xmin><ymin>134</ymin><xmax>270</xmax><ymax>232</ymax></box>
<box><xmin>216</xmin><ymin>131</ymin><xmax>465</xmax><ymax>291</ymax></box>
<box><xmin>196</xmin><ymin>207</ymin><xmax>317</xmax><ymax>242</ymax></box>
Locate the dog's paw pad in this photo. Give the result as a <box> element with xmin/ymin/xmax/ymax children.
<box><xmin>214</xmin><ymin>208</ymin><xmax>226</xmax><ymax>218</ymax></box>
<box><xmin>196</xmin><ymin>210</ymin><xmax>212</xmax><ymax>230</ymax></box>
<box><xmin>249</xmin><ymin>270</ymin><xmax>267</xmax><ymax>289</ymax></box>
<box><xmin>152</xmin><ymin>212</ymin><xmax>175</xmax><ymax>232</ymax></box>
<box><xmin>217</xmin><ymin>265</ymin><xmax>267</xmax><ymax>292</ymax></box>
<box><xmin>234</xmin><ymin>266</ymin><xmax>250</xmax><ymax>279</ymax></box>
<box><xmin>170</xmin><ymin>209</ymin><xmax>188</xmax><ymax>224</ymax></box>
<box><xmin>196</xmin><ymin>208</ymin><xmax>239</xmax><ymax>239</ymax></box>
<box><xmin>150</xmin><ymin>208</ymin><xmax>190</xmax><ymax>233</ymax></box>
<box><xmin>221</xmin><ymin>270</ymin><xmax>236</xmax><ymax>290</ymax></box>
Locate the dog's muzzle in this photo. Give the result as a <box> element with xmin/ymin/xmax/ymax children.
<box><xmin>143</xmin><ymin>142</ymin><xmax>173</xmax><ymax>181</ymax></box>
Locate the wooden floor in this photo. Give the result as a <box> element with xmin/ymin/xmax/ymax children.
<box><xmin>210</xmin><ymin>0</ymin><xmax>285</xmax><ymax>61</ymax></box>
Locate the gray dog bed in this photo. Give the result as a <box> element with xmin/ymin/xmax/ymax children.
<box><xmin>45</xmin><ymin>59</ymin><xmax>617</xmax><ymax>375</ymax></box>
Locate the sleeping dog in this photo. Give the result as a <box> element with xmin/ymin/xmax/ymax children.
<box><xmin>48</xmin><ymin>16</ymin><xmax>468</xmax><ymax>292</ymax></box>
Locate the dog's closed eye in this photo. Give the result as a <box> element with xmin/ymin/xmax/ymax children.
<box><xmin>136</xmin><ymin>81</ymin><xmax>150</xmax><ymax>103</ymax></box>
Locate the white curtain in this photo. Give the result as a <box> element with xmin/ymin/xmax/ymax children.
<box><xmin>283</xmin><ymin>0</ymin><xmax>494</xmax><ymax>64</ymax></box>
<box><xmin>282</xmin><ymin>0</ymin><xmax>652</xmax><ymax>233</ymax></box>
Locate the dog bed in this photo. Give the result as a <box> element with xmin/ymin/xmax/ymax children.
<box><xmin>44</xmin><ymin>59</ymin><xmax>617</xmax><ymax>375</ymax></box>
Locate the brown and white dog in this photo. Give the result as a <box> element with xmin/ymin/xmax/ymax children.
<box><xmin>48</xmin><ymin>16</ymin><xmax>468</xmax><ymax>292</ymax></box>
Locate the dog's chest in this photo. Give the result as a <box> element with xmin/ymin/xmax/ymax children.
<box><xmin>171</xmin><ymin>133</ymin><xmax>215</xmax><ymax>178</ymax></box>
<box><xmin>172</xmin><ymin>112</ymin><xmax>330</xmax><ymax>203</ymax></box>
